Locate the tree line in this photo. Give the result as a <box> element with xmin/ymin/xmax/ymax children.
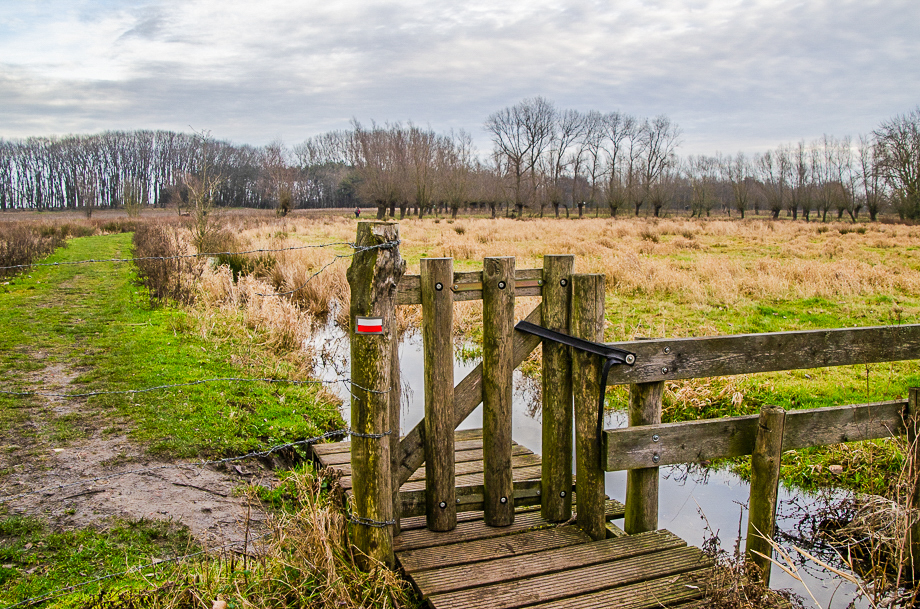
<box><xmin>1</xmin><ymin>101</ymin><xmax>917</xmax><ymax>221</ymax></box>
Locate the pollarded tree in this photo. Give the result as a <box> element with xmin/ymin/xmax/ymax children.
<box><xmin>874</xmin><ymin>107</ymin><xmax>920</xmax><ymax>219</ymax></box>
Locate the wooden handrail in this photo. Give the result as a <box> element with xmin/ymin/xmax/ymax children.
<box><xmin>397</xmin><ymin>268</ymin><xmax>544</xmax><ymax>304</ymax></box>
<box><xmin>603</xmin><ymin>325</ymin><xmax>920</xmax><ymax>385</ymax></box>
<box><xmin>603</xmin><ymin>400</ymin><xmax>907</xmax><ymax>471</ymax></box>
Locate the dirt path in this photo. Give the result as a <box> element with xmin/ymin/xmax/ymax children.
<box><xmin>0</xmin><ymin>351</ymin><xmax>272</xmax><ymax>553</ymax></box>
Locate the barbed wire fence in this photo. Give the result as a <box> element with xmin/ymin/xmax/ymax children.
<box><xmin>0</xmin><ymin>236</ymin><xmax>403</xmax><ymax>608</ymax></box>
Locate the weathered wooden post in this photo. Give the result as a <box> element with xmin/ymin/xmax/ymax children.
<box><xmin>421</xmin><ymin>257</ymin><xmax>456</xmax><ymax>531</ymax></box>
<box><xmin>908</xmin><ymin>388</ymin><xmax>920</xmax><ymax>571</ymax></box>
<box><xmin>571</xmin><ymin>273</ymin><xmax>607</xmax><ymax>541</ymax></box>
<box><xmin>541</xmin><ymin>254</ymin><xmax>574</xmax><ymax>522</ymax></box>
<box><xmin>483</xmin><ymin>256</ymin><xmax>515</xmax><ymax>526</ymax></box>
<box><xmin>745</xmin><ymin>404</ymin><xmax>786</xmax><ymax>585</ymax></box>
<box><xmin>624</xmin><ymin>380</ymin><xmax>664</xmax><ymax>534</ymax></box>
<box><xmin>346</xmin><ymin>222</ymin><xmax>404</xmax><ymax>568</ymax></box>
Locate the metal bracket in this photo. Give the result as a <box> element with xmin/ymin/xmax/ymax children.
<box><xmin>515</xmin><ymin>320</ymin><xmax>636</xmax><ymax>429</ymax></box>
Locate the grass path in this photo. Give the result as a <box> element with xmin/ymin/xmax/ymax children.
<box><xmin>0</xmin><ymin>233</ymin><xmax>343</xmax><ymax>607</ymax></box>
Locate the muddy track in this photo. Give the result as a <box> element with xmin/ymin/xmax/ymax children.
<box><xmin>0</xmin><ymin>351</ymin><xmax>272</xmax><ymax>553</ymax></box>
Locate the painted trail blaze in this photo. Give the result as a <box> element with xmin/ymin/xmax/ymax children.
<box><xmin>356</xmin><ymin>317</ymin><xmax>384</xmax><ymax>334</ymax></box>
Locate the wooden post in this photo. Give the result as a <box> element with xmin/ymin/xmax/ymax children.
<box><xmin>908</xmin><ymin>388</ymin><xmax>920</xmax><ymax>571</ymax></box>
<box><xmin>624</xmin><ymin>381</ymin><xmax>663</xmax><ymax>534</ymax></box>
<box><xmin>745</xmin><ymin>404</ymin><xmax>786</xmax><ymax>585</ymax></box>
<box><xmin>483</xmin><ymin>256</ymin><xmax>515</xmax><ymax>527</ymax></box>
<box><xmin>541</xmin><ymin>254</ymin><xmax>574</xmax><ymax>522</ymax></box>
<box><xmin>346</xmin><ymin>222</ymin><xmax>404</xmax><ymax>568</ymax></box>
<box><xmin>421</xmin><ymin>258</ymin><xmax>456</xmax><ymax>531</ymax></box>
<box><xmin>571</xmin><ymin>274</ymin><xmax>606</xmax><ymax>541</ymax></box>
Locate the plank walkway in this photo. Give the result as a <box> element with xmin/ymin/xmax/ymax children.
<box><xmin>312</xmin><ymin>429</ymin><xmax>713</xmax><ymax>608</ymax></box>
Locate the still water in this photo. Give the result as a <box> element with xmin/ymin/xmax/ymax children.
<box><xmin>312</xmin><ymin>327</ymin><xmax>869</xmax><ymax>608</ymax></box>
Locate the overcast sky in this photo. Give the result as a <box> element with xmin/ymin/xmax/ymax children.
<box><xmin>1</xmin><ymin>0</ymin><xmax>918</xmax><ymax>156</ymax></box>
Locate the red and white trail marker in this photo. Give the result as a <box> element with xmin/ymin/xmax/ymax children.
<box><xmin>355</xmin><ymin>317</ymin><xmax>384</xmax><ymax>334</ymax></box>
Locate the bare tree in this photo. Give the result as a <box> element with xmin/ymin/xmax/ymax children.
<box><xmin>636</xmin><ymin>115</ymin><xmax>681</xmax><ymax>216</ymax></box>
<box><xmin>874</xmin><ymin>107</ymin><xmax>920</xmax><ymax>219</ymax></box>
<box><xmin>858</xmin><ymin>134</ymin><xmax>883</xmax><ymax>221</ymax></box>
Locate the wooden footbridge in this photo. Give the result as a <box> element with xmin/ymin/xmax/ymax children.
<box><xmin>317</xmin><ymin>222</ymin><xmax>920</xmax><ymax>608</ymax></box>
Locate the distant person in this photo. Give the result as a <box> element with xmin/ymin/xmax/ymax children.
<box><xmin>354</xmin><ymin>207</ymin><xmax>361</xmax><ymax>218</ymax></box>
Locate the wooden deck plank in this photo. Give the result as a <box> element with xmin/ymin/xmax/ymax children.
<box><xmin>400</xmin><ymin>502</ymin><xmax>543</xmax><ymax>532</ymax></box>
<box><xmin>413</xmin><ymin>529</ymin><xmax>687</xmax><ymax>597</ymax></box>
<box><xmin>521</xmin><ymin>569</ymin><xmax>710</xmax><ymax>609</ymax></box>
<box><xmin>312</xmin><ymin>428</ymin><xmax>485</xmax><ymax>457</ymax></box>
<box><xmin>426</xmin><ymin>546</ymin><xmax>712</xmax><ymax>609</ymax></box>
<box><xmin>337</xmin><ymin>452</ymin><xmax>541</xmax><ymax>489</ymax></box>
<box><xmin>397</xmin><ymin>526</ymin><xmax>590</xmax><ymax>573</ymax></box>
<box><xmin>324</xmin><ymin>446</ymin><xmax>536</xmax><ymax>477</ymax></box>
<box><xmin>316</xmin><ymin>433</ymin><xmax>520</xmax><ymax>467</ymax></box>
<box><xmin>399</xmin><ymin>464</ymin><xmax>543</xmax><ymax>492</ymax></box>
<box><xmin>394</xmin><ymin>500</ymin><xmax>625</xmax><ymax>552</ymax></box>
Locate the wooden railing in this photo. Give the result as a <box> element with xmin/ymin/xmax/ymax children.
<box><xmin>345</xmin><ymin>221</ymin><xmax>920</xmax><ymax>582</ymax></box>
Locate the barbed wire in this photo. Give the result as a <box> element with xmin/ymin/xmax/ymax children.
<box><xmin>255</xmin><ymin>239</ymin><xmax>400</xmax><ymax>298</ymax></box>
<box><xmin>0</xmin><ymin>239</ymin><xmax>400</xmax><ymax>274</ymax></box>
<box><xmin>0</xmin><ymin>242</ymin><xmax>354</xmax><ymax>272</ymax></box>
<box><xmin>0</xmin><ymin>376</ymin><xmax>389</xmax><ymax>400</ymax></box>
<box><xmin>0</xmin><ymin>423</ymin><xmax>404</xmax><ymax>504</ymax></box>
<box><xmin>0</xmin><ymin>532</ymin><xmax>273</xmax><ymax>609</ymax></box>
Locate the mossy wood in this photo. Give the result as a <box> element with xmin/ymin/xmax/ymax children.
<box><xmin>483</xmin><ymin>256</ymin><xmax>515</xmax><ymax>526</ymax></box>
<box><xmin>571</xmin><ymin>274</ymin><xmax>606</xmax><ymax>541</ymax></box>
<box><xmin>421</xmin><ymin>257</ymin><xmax>456</xmax><ymax>531</ymax></box>
<box><xmin>744</xmin><ymin>405</ymin><xmax>786</xmax><ymax>585</ymax></box>
<box><xmin>909</xmin><ymin>388</ymin><xmax>920</xmax><ymax>570</ymax></box>
<box><xmin>541</xmin><ymin>254</ymin><xmax>574</xmax><ymax>522</ymax></box>
<box><xmin>603</xmin><ymin>399</ymin><xmax>907</xmax><ymax>470</ymax></box>
<box><xmin>624</xmin><ymin>381</ymin><xmax>663</xmax><ymax>535</ymax></box>
<box><xmin>603</xmin><ymin>324</ymin><xmax>920</xmax><ymax>384</ymax></box>
<box><xmin>395</xmin><ymin>305</ymin><xmax>543</xmax><ymax>486</ymax></box>
<box><xmin>346</xmin><ymin>221</ymin><xmax>404</xmax><ymax>568</ymax></box>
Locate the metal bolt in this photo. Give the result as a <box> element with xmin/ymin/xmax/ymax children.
<box><xmin>500</xmin><ymin>497</ymin><xmax>507</xmax><ymax>504</ymax></box>
<box><xmin>435</xmin><ymin>282</ymin><xmax>443</xmax><ymax>291</ymax></box>
<box><xmin>560</xmin><ymin>491</ymin><xmax>566</xmax><ymax>498</ymax></box>
<box><xmin>537</xmin><ymin>279</ymin><xmax>544</xmax><ymax>286</ymax></box>
<box><xmin>453</xmin><ymin>284</ymin><xmax>459</xmax><ymax>290</ymax></box>
<box><xmin>652</xmin><ymin>453</ymin><xmax>661</xmax><ymax>464</ymax></box>
<box><xmin>560</xmin><ymin>278</ymin><xmax>568</xmax><ymax>287</ymax></box>
<box><xmin>456</xmin><ymin>498</ymin><xmax>461</xmax><ymax>504</ymax></box>
<box><xmin>661</xmin><ymin>367</ymin><xmax>669</xmax><ymax>374</ymax></box>
<box><xmin>652</xmin><ymin>434</ymin><xmax>660</xmax><ymax>442</ymax></box>
<box><xmin>498</xmin><ymin>281</ymin><xmax>506</xmax><ymax>290</ymax></box>
<box><xmin>625</xmin><ymin>354</ymin><xmax>636</xmax><ymax>365</ymax></box>
<box><xmin>439</xmin><ymin>501</ymin><xmax>447</xmax><ymax>509</ymax></box>
<box><xmin>664</xmin><ymin>346</ymin><xmax>671</xmax><ymax>354</ymax></box>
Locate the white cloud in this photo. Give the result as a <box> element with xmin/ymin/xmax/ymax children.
<box><xmin>0</xmin><ymin>0</ymin><xmax>918</xmax><ymax>154</ymax></box>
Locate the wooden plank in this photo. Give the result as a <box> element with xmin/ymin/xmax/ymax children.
<box><xmin>401</xmin><ymin>464</ymin><xmax>543</xmax><ymax>492</ymax></box>
<box><xmin>483</xmin><ymin>256</ymin><xmax>516</xmax><ymax>526</ymax></box>
<box><xmin>413</xmin><ymin>529</ymin><xmax>687</xmax><ymax>597</ymax></box>
<box><xmin>400</xmin><ymin>502</ymin><xmax>544</xmax><ymax>532</ymax></box>
<box><xmin>604</xmin><ymin>400</ymin><xmax>906</xmax><ymax>471</ymax></box>
<box><xmin>322</xmin><ymin>434</ymin><xmax>496</xmax><ymax>467</ymax></box>
<box><xmin>541</xmin><ymin>254</ymin><xmax>574</xmax><ymax>522</ymax></box>
<box><xmin>397</xmin><ymin>268</ymin><xmax>544</xmax><ymax>305</ymax></box>
<box><xmin>398</xmin><ymin>480</ymin><xmax>545</xmax><ymax>518</ymax></box>
<box><xmin>395</xmin><ymin>500</ymin><xmax>625</xmax><ymax>552</ymax></box>
<box><xmin>604</xmin><ymin>324</ymin><xmax>920</xmax><ymax>385</ymax></box>
<box><xmin>522</xmin><ymin>569</ymin><xmax>710</xmax><ymax>609</ymax></box>
<box><xmin>397</xmin><ymin>526</ymin><xmax>590</xmax><ymax>573</ymax></box>
<box><xmin>625</xmin><ymin>381</ymin><xmax>663</xmax><ymax>535</ymax></box>
<box><xmin>406</xmin><ymin>454</ymin><xmax>543</xmax><ymax>483</ymax></box>
<box><xmin>313</xmin><ymin>428</ymin><xmax>484</xmax><ymax>459</ymax></box>
<box><xmin>395</xmin><ymin>305</ymin><xmax>543</xmax><ymax>486</ymax></box>
<box><xmin>421</xmin><ymin>257</ymin><xmax>456</xmax><ymax>531</ymax></box>
<box><xmin>571</xmin><ymin>273</ymin><xmax>606</xmax><ymax>541</ymax></box>
<box><xmin>346</xmin><ymin>221</ymin><xmax>402</xmax><ymax>568</ymax></box>
<box><xmin>426</xmin><ymin>546</ymin><xmax>711</xmax><ymax>609</ymax></box>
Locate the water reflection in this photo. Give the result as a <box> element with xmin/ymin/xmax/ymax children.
<box><xmin>313</xmin><ymin>322</ymin><xmax>869</xmax><ymax>608</ymax></box>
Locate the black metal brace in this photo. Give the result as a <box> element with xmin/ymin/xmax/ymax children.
<box><xmin>515</xmin><ymin>320</ymin><xmax>636</xmax><ymax>422</ymax></box>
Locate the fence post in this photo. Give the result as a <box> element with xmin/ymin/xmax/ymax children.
<box><xmin>745</xmin><ymin>404</ymin><xmax>786</xmax><ymax>585</ymax></box>
<box><xmin>541</xmin><ymin>254</ymin><xmax>575</xmax><ymax>522</ymax></box>
<box><xmin>346</xmin><ymin>222</ymin><xmax>404</xmax><ymax>568</ymax></box>
<box><xmin>483</xmin><ymin>256</ymin><xmax>515</xmax><ymax>526</ymax></box>
<box><xmin>571</xmin><ymin>273</ymin><xmax>606</xmax><ymax>541</ymax></box>
<box><xmin>421</xmin><ymin>257</ymin><xmax>456</xmax><ymax>531</ymax></box>
<box><xmin>908</xmin><ymin>388</ymin><xmax>920</xmax><ymax>570</ymax></box>
<box><xmin>624</xmin><ymin>381</ymin><xmax>663</xmax><ymax>534</ymax></box>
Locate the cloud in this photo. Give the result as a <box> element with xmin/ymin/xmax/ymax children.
<box><xmin>0</xmin><ymin>0</ymin><xmax>918</xmax><ymax>154</ymax></box>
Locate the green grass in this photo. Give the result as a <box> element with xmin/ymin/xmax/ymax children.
<box><xmin>0</xmin><ymin>233</ymin><xmax>347</xmax><ymax>606</ymax></box>
<box><xmin>0</xmin><ymin>233</ymin><xmax>344</xmax><ymax>459</ymax></box>
<box><xmin>0</xmin><ymin>515</ymin><xmax>197</xmax><ymax>607</ymax></box>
